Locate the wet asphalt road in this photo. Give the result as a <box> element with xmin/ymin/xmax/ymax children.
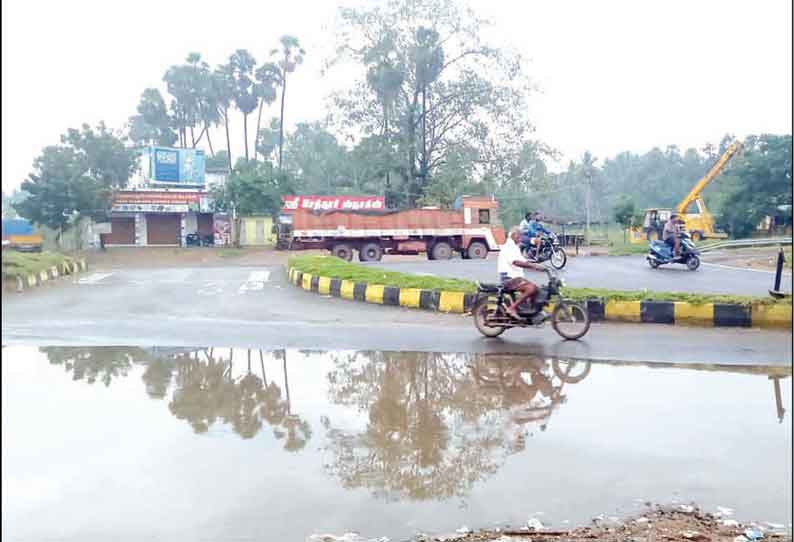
<box><xmin>2</xmin><ymin>264</ymin><xmax>790</xmax><ymax>365</ymax></box>
<box><xmin>365</xmin><ymin>253</ymin><xmax>793</xmax><ymax>296</ymax></box>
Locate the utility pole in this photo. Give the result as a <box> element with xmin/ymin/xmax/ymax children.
<box><xmin>585</xmin><ymin>171</ymin><xmax>591</xmax><ymax>247</ymax></box>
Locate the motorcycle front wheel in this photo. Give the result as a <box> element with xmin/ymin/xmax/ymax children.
<box><xmin>686</xmin><ymin>255</ymin><xmax>700</xmax><ymax>271</ymax></box>
<box><xmin>550</xmin><ymin>247</ymin><xmax>567</xmax><ymax>269</ymax></box>
<box><xmin>473</xmin><ymin>298</ymin><xmax>507</xmax><ymax>338</ymax></box>
<box><xmin>551</xmin><ymin>301</ymin><xmax>590</xmax><ymax>340</ymax></box>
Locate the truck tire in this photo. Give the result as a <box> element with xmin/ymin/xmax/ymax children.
<box><xmin>331</xmin><ymin>243</ymin><xmax>354</xmax><ymax>261</ymax></box>
<box><xmin>466</xmin><ymin>241</ymin><xmax>488</xmax><ymax>259</ymax></box>
<box><xmin>432</xmin><ymin>241</ymin><xmax>453</xmax><ymax>260</ymax></box>
<box><xmin>358</xmin><ymin>242</ymin><xmax>383</xmax><ymax>262</ymax></box>
<box><xmin>690</xmin><ymin>231</ymin><xmax>703</xmax><ymax>242</ymax></box>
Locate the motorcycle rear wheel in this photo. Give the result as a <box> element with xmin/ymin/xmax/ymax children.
<box><xmin>473</xmin><ymin>298</ymin><xmax>507</xmax><ymax>338</ymax></box>
<box><xmin>552</xmin><ymin>359</ymin><xmax>592</xmax><ymax>383</ymax></box>
<box><xmin>686</xmin><ymin>255</ymin><xmax>700</xmax><ymax>271</ymax></box>
<box><xmin>551</xmin><ymin>301</ymin><xmax>590</xmax><ymax>340</ymax></box>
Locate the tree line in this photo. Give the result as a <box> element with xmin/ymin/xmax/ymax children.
<box><xmin>5</xmin><ymin>0</ymin><xmax>791</xmax><ymax>241</ymax></box>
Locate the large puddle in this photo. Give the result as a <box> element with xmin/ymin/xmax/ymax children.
<box><xmin>2</xmin><ymin>346</ymin><xmax>791</xmax><ymax>541</ymax></box>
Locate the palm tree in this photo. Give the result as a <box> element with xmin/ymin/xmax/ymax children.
<box><xmin>253</xmin><ymin>62</ymin><xmax>280</xmax><ymax>161</ymax></box>
<box><xmin>213</xmin><ymin>64</ymin><xmax>236</xmax><ymax>170</ymax></box>
<box><xmin>228</xmin><ymin>49</ymin><xmax>258</xmax><ymax>162</ymax></box>
<box><xmin>271</xmin><ymin>36</ymin><xmax>305</xmax><ymax>169</ymax></box>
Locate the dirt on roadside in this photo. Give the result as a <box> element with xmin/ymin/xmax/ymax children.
<box><xmin>408</xmin><ymin>505</ymin><xmax>790</xmax><ymax>542</ymax></box>
<box><xmin>701</xmin><ymin>247</ymin><xmax>792</xmax><ymax>272</ymax></box>
<box><xmin>81</xmin><ymin>246</ymin><xmax>329</xmax><ymax>269</ymax></box>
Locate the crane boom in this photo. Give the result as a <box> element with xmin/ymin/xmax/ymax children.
<box><xmin>676</xmin><ymin>140</ymin><xmax>743</xmax><ymax>214</ymax></box>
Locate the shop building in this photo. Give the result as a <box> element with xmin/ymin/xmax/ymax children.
<box><xmin>103</xmin><ymin>146</ymin><xmax>230</xmax><ymax>247</ymax></box>
<box><xmin>105</xmin><ymin>189</ymin><xmax>215</xmax><ymax>246</ymax></box>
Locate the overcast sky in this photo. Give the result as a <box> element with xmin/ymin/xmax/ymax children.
<box><xmin>2</xmin><ymin>0</ymin><xmax>791</xmax><ymax>192</ymax></box>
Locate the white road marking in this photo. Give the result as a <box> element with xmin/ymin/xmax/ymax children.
<box><xmin>701</xmin><ymin>262</ymin><xmax>792</xmax><ymax>275</ymax></box>
<box><xmin>77</xmin><ymin>272</ymin><xmax>113</xmax><ymax>285</ymax></box>
<box><xmin>238</xmin><ymin>270</ymin><xmax>270</xmax><ymax>293</ymax></box>
<box><xmin>198</xmin><ymin>281</ymin><xmax>224</xmax><ymax>296</ymax></box>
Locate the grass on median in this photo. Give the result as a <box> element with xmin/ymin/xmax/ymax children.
<box><xmin>289</xmin><ymin>254</ymin><xmax>791</xmax><ymax>306</ymax></box>
<box><xmin>289</xmin><ymin>255</ymin><xmax>477</xmax><ymax>292</ymax></box>
<box><xmin>1</xmin><ymin>250</ymin><xmax>77</xmax><ymax>280</ymax></box>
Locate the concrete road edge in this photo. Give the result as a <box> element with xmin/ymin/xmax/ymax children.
<box><xmin>288</xmin><ymin>266</ymin><xmax>791</xmax><ymax>330</ymax></box>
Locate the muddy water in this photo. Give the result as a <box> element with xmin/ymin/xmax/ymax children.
<box><xmin>2</xmin><ymin>347</ymin><xmax>791</xmax><ymax>541</ymax></box>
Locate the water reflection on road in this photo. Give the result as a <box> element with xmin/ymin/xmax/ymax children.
<box><xmin>2</xmin><ymin>346</ymin><xmax>791</xmax><ymax>542</ymax></box>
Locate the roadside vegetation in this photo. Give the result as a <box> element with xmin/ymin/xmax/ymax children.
<box><xmin>2</xmin><ymin>251</ymin><xmax>77</xmax><ymax>280</ymax></box>
<box><xmin>289</xmin><ymin>254</ymin><xmax>791</xmax><ymax>306</ymax></box>
<box><xmin>289</xmin><ymin>255</ymin><xmax>475</xmax><ymax>292</ymax></box>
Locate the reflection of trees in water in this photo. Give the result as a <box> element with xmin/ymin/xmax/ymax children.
<box><xmin>323</xmin><ymin>352</ymin><xmax>591</xmax><ymax>501</ymax></box>
<box><xmin>38</xmin><ymin>347</ymin><xmax>311</xmax><ymax>448</ymax></box>
<box><xmin>42</xmin><ymin>346</ymin><xmax>148</xmax><ymax>387</ymax></box>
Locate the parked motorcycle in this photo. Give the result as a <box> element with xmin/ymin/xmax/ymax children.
<box><xmin>647</xmin><ymin>231</ymin><xmax>700</xmax><ymax>271</ymax></box>
<box><xmin>185</xmin><ymin>233</ymin><xmax>215</xmax><ymax>247</ymax></box>
<box><xmin>520</xmin><ymin>232</ymin><xmax>567</xmax><ymax>269</ymax></box>
<box><xmin>472</xmin><ymin>267</ymin><xmax>591</xmax><ymax>340</ymax></box>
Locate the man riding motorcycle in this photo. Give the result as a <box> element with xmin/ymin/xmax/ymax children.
<box><xmin>663</xmin><ymin>213</ymin><xmax>683</xmax><ymax>257</ymax></box>
<box><xmin>521</xmin><ymin>212</ymin><xmax>551</xmax><ymax>261</ymax></box>
<box><xmin>498</xmin><ymin>226</ymin><xmax>548</xmax><ymax>320</ymax></box>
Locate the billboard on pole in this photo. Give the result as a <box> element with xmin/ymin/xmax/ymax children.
<box><xmin>148</xmin><ymin>146</ymin><xmax>206</xmax><ymax>186</ymax></box>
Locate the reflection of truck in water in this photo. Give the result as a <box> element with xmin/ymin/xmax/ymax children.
<box><xmin>275</xmin><ymin>195</ymin><xmax>506</xmax><ymax>262</ymax></box>
<box><xmin>2</xmin><ymin>219</ymin><xmax>43</xmax><ymax>252</ymax></box>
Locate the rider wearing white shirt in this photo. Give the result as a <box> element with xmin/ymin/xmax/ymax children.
<box><xmin>497</xmin><ymin>226</ymin><xmax>547</xmax><ymax>319</ymax></box>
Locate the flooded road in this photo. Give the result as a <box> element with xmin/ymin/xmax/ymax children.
<box><xmin>2</xmin><ymin>346</ymin><xmax>791</xmax><ymax>541</ymax></box>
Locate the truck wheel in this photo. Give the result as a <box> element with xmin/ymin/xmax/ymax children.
<box><xmin>331</xmin><ymin>243</ymin><xmax>354</xmax><ymax>261</ymax></box>
<box><xmin>691</xmin><ymin>231</ymin><xmax>702</xmax><ymax>242</ymax></box>
<box><xmin>467</xmin><ymin>241</ymin><xmax>488</xmax><ymax>259</ymax></box>
<box><xmin>358</xmin><ymin>242</ymin><xmax>383</xmax><ymax>262</ymax></box>
<box><xmin>432</xmin><ymin>241</ymin><xmax>453</xmax><ymax>260</ymax></box>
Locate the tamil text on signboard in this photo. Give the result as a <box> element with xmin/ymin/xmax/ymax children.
<box><xmin>281</xmin><ymin>195</ymin><xmax>385</xmax><ymax>212</ymax></box>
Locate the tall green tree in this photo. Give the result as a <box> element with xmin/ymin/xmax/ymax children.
<box><xmin>213</xmin><ymin>62</ymin><xmax>237</xmax><ymax>170</ymax></box>
<box><xmin>282</xmin><ymin>122</ymin><xmax>350</xmax><ymax>193</ymax></box>
<box><xmin>128</xmin><ymin>88</ymin><xmax>177</xmax><ymax>147</ymax></box>
<box><xmin>210</xmin><ymin>159</ymin><xmax>293</xmax><ymax>217</ymax></box>
<box><xmin>253</xmin><ymin>62</ymin><xmax>280</xmax><ymax>161</ymax></box>
<box><xmin>15</xmin><ymin>123</ymin><xmax>136</xmax><ymax>237</ymax></box>
<box><xmin>332</xmin><ymin>0</ymin><xmax>537</xmax><ymax>205</ymax></box>
<box><xmin>228</xmin><ymin>49</ymin><xmax>258</xmax><ymax>162</ymax></box>
<box><xmin>718</xmin><ymin>134</ymin><xmax>792</xmax><ymax>237</ymax></box>
<box><xmin>271</xmin><ymin>36</ymin><xmax>306</xmax><ymax>170</ymax></box>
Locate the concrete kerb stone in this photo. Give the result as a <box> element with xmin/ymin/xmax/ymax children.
<box><xmin>287</xmin><ymin>265</ymin><xmax>792</xmax><ymax>329</ymax></box>
<box><xmin>8</xmin><ymin>258</ymin><xmax>87</xmax><ymax>293</ymax></box>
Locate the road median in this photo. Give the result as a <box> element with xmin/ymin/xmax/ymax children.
<box><xmin>2</xmin><ymin>251</ymin><xmax>87</xmax><ymax>293</ymax></box>
<box><xmin>288</xmin><ymin>255</ymin><xmax>791</xmax><ymax>329</ymax></box>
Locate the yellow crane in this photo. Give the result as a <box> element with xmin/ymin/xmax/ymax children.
<box><xmin>630</xmin><ymin>140</ymin><xmax>743</xmax><ymax>243</ymax></box>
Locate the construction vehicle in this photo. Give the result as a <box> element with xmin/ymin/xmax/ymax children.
<box><xmin>275</xmin><ymin>195</ymin><xmax>506</xmax><ymax>261</ymax></box>
<box><xmin>630</xmin><ymin>141</ymin><xmax>742</xmax><ymax>243</ymax></box>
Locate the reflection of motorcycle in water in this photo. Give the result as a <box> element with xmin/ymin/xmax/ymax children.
<box><xmin>469</xmin><ymin>356</ymin><xmax>591</xmax><ymax>430</ymax></box>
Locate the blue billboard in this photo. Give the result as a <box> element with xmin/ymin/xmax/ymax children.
<box><xmin>150</xmin><ymin>146</ymin><xmax>205</xmax><ymax>186</ymax></box>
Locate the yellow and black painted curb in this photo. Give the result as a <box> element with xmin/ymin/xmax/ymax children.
<box><xmin>288</xmin><ymin>267</ymin><xmax>792</xmax><ymax>329</ymax></box>
<box><xmin>5</xmin><ymin>259</ymin><xmax>87</xmax><ymax>293</ymax></box>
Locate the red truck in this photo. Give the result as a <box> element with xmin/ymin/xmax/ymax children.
<box><xmin>275</xmin><ymin>195</ymin><xmax>506</xmax><ymax>261</ymax></box>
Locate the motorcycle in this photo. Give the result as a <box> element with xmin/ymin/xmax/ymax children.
<box><xmin>185</xmin><ymin>233</ymin><xmax>215</xmax><ymax>247</ymax></box>
<box><xmin>647</xmin><ymin>231</ymin><xmax>700</xmax><ymax>271</ymax></box>
<box><xmin>520</xmin><ymin>232</ymin><xmax>567</xmax><ymax>270</ymax></box>
<box><xmin>472</xmin><ymin>267</ymin><xmax>591</xmax><ymax>340</ymax></box>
